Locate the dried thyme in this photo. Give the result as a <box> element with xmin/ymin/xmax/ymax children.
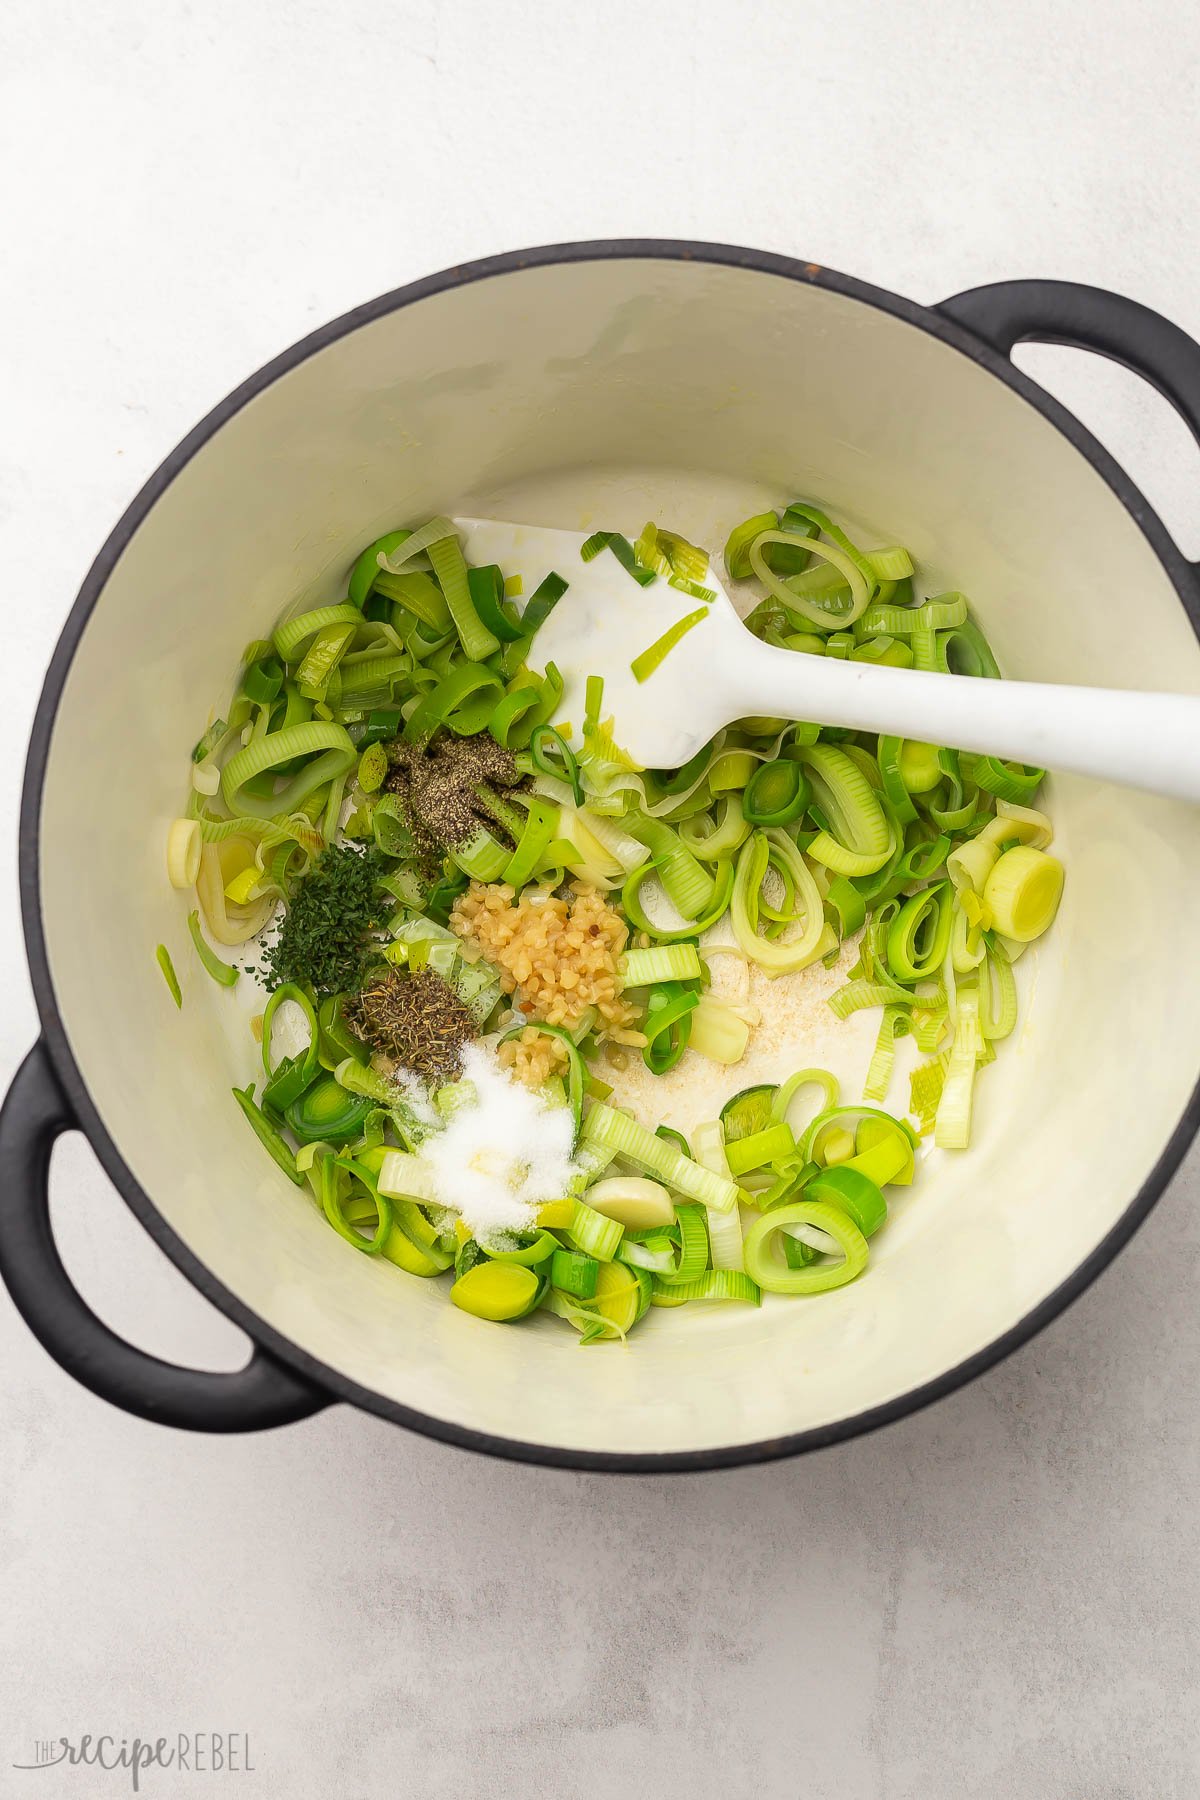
<box><xmin>348</xmin><ymin>968</ymin><xmax>476</xmax><ymax>1083</ymax></box>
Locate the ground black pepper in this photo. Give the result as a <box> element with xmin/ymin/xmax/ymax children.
<box><xmin>385</xmin><ymin>729</ymin><xmax>528</xmax><ymax>866</ymax></box>
<box><xmin>347</xmin><ymin>968</ymin><xmax>477</xmax><ymax>1084</ymax></box>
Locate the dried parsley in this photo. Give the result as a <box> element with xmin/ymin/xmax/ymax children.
<box><xmin>348</xmin><ymin>968</ymin><xmax>476</xmax><ymax>1084</ymax></box>
<box><xmin>259</xmin><ymin>844</ymin><xmax>387</xmax><ymax>998</ymax></box>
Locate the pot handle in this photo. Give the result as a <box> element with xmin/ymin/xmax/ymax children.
<box><xmin>939</xmin><ymin>278</ymin><xmax>1200</xmax><ymax>574</ymax></box>
<box><xmin>0</xmin><ymin>1041</ymin><xmax>331</xmax><ymax>1432</ymax></box>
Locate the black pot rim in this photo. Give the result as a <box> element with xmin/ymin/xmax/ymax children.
<box><xmin>20</xmin><ymin>238</ymin><xmax>1200</xmax><ymax>1473</ymax></box>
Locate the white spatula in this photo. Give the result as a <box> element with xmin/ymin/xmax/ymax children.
<box><xmin>456</xmin><ymin>518</ymin><xmax>1200</xmax><ymax>802</ymax></box>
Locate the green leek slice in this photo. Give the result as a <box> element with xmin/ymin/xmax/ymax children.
<box><xmin>659</xmin><ymin>1270</ymin><xmax>761</xmax><ymax>1304</ymax></box>
<box><xmin>232</xmin><ymin>1084</ymin><xmax>304</xmax><ymax>1185</ymax></box>
<box><xmin>221</xmin><ymin>723</ymin><xmax>357</xmax><ymax>820</ymax></box>
<box><xmin>451</xmin><ymin>1261</ymin><xmax>542</xmax><ymax>1321</ymax></box>
<box><xmin>156</xmin><ymin>944</ymin><xmax>182</xmax><ymax>1008</ymax></box>
<box><xmin>631</xmin><ymin>607</ymin><xmax>709</xmax><ymax>682</ymax></box>
<box><xmin>743</xmin><ymin>1200</ymin><xmax>869</xmax><ymax>1295</ymax></box>
<box><xmin>550</xmin><ymin>1249</ymin><xmax>599</xmax><ymax>1299</ymax></box>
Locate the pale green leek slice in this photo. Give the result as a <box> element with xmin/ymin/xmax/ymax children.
<box><xmin>749</xmin><ymin>531</ymin><xmax>872</xmax><ymax>628</ymax></box>
<box><xmin>220</xmin><ymin>722</ymin><xmax>357</xmax><ymax>820</ymax></box>
<box><xmin>771</xmin><ymin>1068</ymin><xmax>840</xmax><ymax>1135</ymax></box>
<box><xmin>743</xmin><ymin>1200</ymin><xmax>869</xmax><ymax>1295</ymax></box>
<box><xmin>582</xmin><ymin>1103</ymin><xmax>740</xmax><ymax>1212</ymax></box>
<box><xmin>863</xmin><ymin>1006</ymin><xmax>909</xmax><ymax>1103</ymax></box>
<box><xmin>630</xmin><ymin>606</ymin><xmax>709</xmax><ymax>683</ymax></box>
<box><xmin>935</xmin><ymin>987</ymin><xmax>982</xmax><ymax>1149</ymax></box>
<box><xmin>662</xmin><ymin>1270</ymin><xmax>760</xmax><ymax>1304</ymax></box>
<box><xmin>687</xmin><ymin>997</ymin><xmax>751</xmax><ymax>1066</ymax></box>
<box><xmin>690</xmin><ymin>1120</ymin><xmax>745</xmax><ymax>1271</ymax></box>
<box><xmin>620</xmin><ymin>944</ymin><xmax>703</xmax><ymax>986</ymax></box>
<box><xmin>567</xmin><ymin>1199</ymin><xmax>625</xmax><ymax>1262</ymax></box>
<box><xmin>731</xmin><ymin>829</ymin><xmax>829</xmax><ymax>975</ymax></box>
<box><xmin>796</xmin><ymin>745</ymin><xmax>893</xmax><ymax>876</ymax></box>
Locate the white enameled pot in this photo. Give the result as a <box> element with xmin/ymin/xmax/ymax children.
<box><xmin>3</xmin><ymin>243</ymin><xmax>1200</xmax><ymax>1471</ymax></box>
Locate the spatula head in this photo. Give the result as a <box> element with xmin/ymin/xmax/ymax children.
<box><xmin>457</xmin><ymin>517</ymin><xmax>748</xmax><ymax>771</ymax></box>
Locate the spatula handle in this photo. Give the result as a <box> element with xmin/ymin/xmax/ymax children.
<box><xmin>740</xmin><ymin>641</ymin><xmax>1200</xmax><ymax>803</ymax></box>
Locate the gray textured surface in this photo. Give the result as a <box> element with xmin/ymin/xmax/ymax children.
<box><xmin>3</xmin><ymin>1</ymin><xmax>1200</xmax><ymax>1794</ymax></box>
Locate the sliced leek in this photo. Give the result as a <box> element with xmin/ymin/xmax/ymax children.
<box><xmin>983</xmin><ymin>846</ymin><xmax>1064</xmax><ymax>942</ymax></box>
<box><xmin>796</xmin><ymin>745</ymin><xmax>893</xmax><ymax>876</ymax></box>
<box><xmin>171</xmin><ymin>498</ymin><xmax>1065</xmax><ymax>1339</ymax></box>
<box><xmin>167</xmin><ymin>818</ymin><xmax>202</xmax><ymax>888</ymax></box>
<box><xmin>743</xmin><ymin>1201</ymin><xmax>869</xmax><ymax>1295</ymax></box>
<box><xmin>731</xmin><ymin>829</ymin><xmax>829</xmax><ymax>975</ymax></box>
<box><xmin>631</xmin><ymin>606</ymin><xmax>709</xmax><ymax>682</ymax></box>
<box><xmin>582</xmin><ymin>1103</ymin><xmax>740</xmax><ymax>1212</ymax></box>
<box><xmin>187</xmin><ymin>910</ymin><xmax>239</xmax><ymax>987</ymax></box>
<box><xmin>620</xmin><ymin>944</ymin><xmax>703</xmax><ymax>986</ymax></box>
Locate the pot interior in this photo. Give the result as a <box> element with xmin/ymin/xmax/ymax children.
<box><xmin>35</xmin><ymin>255</ymin><xmax>1200</xmax><ymax>1457</ymax></box>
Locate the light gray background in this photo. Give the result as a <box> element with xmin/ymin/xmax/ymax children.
<box><xmin>2</xmin><ymin>2</ymin><xmax>1199</xmax><ymax>1795</ymax></box>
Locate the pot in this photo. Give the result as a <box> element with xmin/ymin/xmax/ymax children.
<box><xmin>3</xmin><ymin>242</ymin><xmax>1199</xmax><ymax>1472</ymax></box>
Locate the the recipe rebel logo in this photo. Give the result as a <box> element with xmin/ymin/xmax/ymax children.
<box><xmin>12</xmin><ymin>1733</ymin><xmax>255</xmax><ymax>1790</ymax></box>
